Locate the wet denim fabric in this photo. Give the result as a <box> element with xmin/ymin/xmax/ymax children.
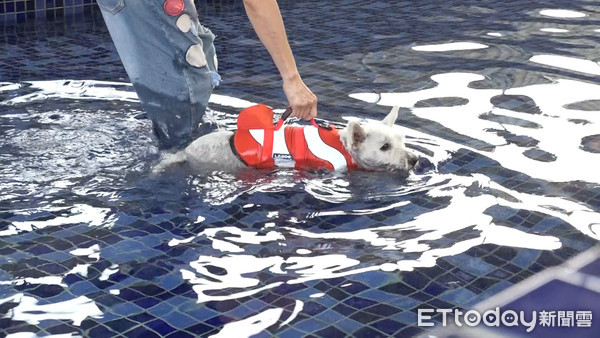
<box><xmin>97</xmin><ymin>0</ymin><xmax>220</xmax><ymax>150</ymax></box>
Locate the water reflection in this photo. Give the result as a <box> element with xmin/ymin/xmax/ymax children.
<box><xmin>1</xmin><ymin>4</ymin><xmax>600</xmax><ymax>336</ymax></box>
<box><xmin>351</xmin><ymin>72</ymin><xmax>600</xmax><ymax>184</ymax></box>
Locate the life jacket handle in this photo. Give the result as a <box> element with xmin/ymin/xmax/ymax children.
<box><xmin>275</xmin><ymin>107</ymin><xmax>326</xmax><ymax>131</ymax></box>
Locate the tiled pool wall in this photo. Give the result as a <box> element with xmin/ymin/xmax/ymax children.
<box><xmin>0</xmin><ymin>0</ymin><xmax>97</xmax><ymax>25</ymax></box>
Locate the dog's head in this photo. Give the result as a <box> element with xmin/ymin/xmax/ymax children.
<box><xmin>341</xmin><ymin>106</ymin><xmax>418</xmax><ymax>172</ymax></box>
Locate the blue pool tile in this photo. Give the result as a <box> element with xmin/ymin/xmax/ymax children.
<box><xmin>134</xmin><ymin>297</ymin><xmax>162</xmax><ymax>309</ymax></box>
<box><xmin>68</xmin><ymin>280</ymin><xmax>99</xmax><ymax>295</ymax></box>
<box><xmin>309</xmin><ymin>293</ymin><xmax>340</xmax><ymax>308</ymax></box>
<box><xmin>347</xmin><ymin>271</ymin><xmax>398</xmax><ymax>288</ymax></box>
<box><xmin>445</xmin><ymin>254</ymin><xmax>496</xmax><ymax>276</ymax></box>
<box><xmin>104</xmin><ymin>318</ymin><xmax>137</xmax><ymax>332</ymax></box>
<box><xmin>579</xmin><ymin>258</ymin><xmax>600</xmax><ymax>277</ymax></box>
<box><xmin>385</xmin><ymin>295</ymin><xmax>422</xmax><ymax>310</ymax></box>
<box><xmin>160</xmin><ymin>311</ymin><xmax>198</xmax><ymax>330</ymax></box>
<box><xmin>109</xmin><ymin>301</ymin><xmax>144</xmax><ymax>317</ymax></box>
<box><xmin>145</xmin><ymin>319</ymin><xmax>177</xmax><ymax>336</ymax></box>
<box><xmin>439</xmin><ymin>288</ymin><xmax>477</xmax><ymax>304</ymax></box>
<box><xmin>165</xmin><ymin>331</ymin><xmax>194</xmax><ymax>338</ymax></box>
<box><xmin>317</xmin><ymin>309</ymin><xmax>346</xmax><ymax>323</ymax></box>
<box><xmin>243</xmin><ymin>298</ymin><xmax>269</xmax><ymax>312</ymax></box>
<box><xmin>352</xmin><ymin>325</ymin><xmax>387</xmax><ymax>338</ymax></box>
<box><xmin>303</xmin><ymin>301</ymin><xmax>327</xmax><ymax>316</ymax></box>
<box><xmin>127</xmin><ymin>313</ymin><xmax>155</xmax><ymax>326</ymax></box>
<box><xmin>293</xmin><ymin>317</ymin><xmax>328</xmax><ymax>334</ymax></box>
<box><xmin>147</xmin><ymin>301</ymin><xmax>174</xmax><ymax>317</ymax></box>
<box><xmin>205</xmin><ymin>314</ymin><xmax>235</xmax><ymax>327</ymax></box>
<box><xmin>125</xmin><ymin>326</ymin><xmax>161</xmax><ymax>338</ymax></box>
<box><xmin>424</xmin><ymin>282</ymin><xmax>447</xmax><ymax>296</ymax></box>
<box><xmin>155</xmin><ymin>273</ymin><xmax>183</xmax><ymax>290</ymax></box>
<box><xmin>224</xmin><ymin>304</ymin><xmax>254</xmax><ymax>319</ymax></box>
<box><xmin>372</xmin><ymin>318</ymin><xmax>406</xmax><ymax>335</ymax></box>
<box><xmin>278</xmin><ymin>326</ymin><xmax>306</xmax><ymax>338</ymax></box>
<box><xmin>334</xmin><ymin>317</ymin><xmax>363</xmax><ymax>334</ymax></box>
<box><xmin>89</xmin><ymin>324</ymin><xmax>118</xmax><ymax>337</ymax></box>
<box><xmin>314</xmin><ymin>325</ymin><xmax>346</xmax><ymax>337</ymax></box>
<box><xmin>513</xmin><ymin>249</ymin><xmax>542</xmax><ymax>268</ymax></box>
<box><xmin>180</xmin><ymin>305</ymin><xmax>219</xmax><ymax>322</ymax></box>
<box><xmin>391</xmin><ymin>310</ymin><xmax>419</xmax><ymax>325</ymax></box>
<box><xmin>184</xmin><ymin>322</ymin><xmax>213</xmax><ymax>336</ymax></box>
<box><xmin>344</xmin><ymin>296</ymin><xmax>378</xmax><ymax>310</ymax></box>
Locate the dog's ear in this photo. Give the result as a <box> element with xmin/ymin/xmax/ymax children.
<box><xmin>348</xmin><ymin>121</ymin><xmax>366</xmax><ymax>149</ymax></box>
<box><xmin>382</xmin><ymin>106</ymin><xmax>399</xmax><ymax>127</ymax></box>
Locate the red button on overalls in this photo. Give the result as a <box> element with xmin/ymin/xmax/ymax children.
<box><xmin>164</xmin><ymin>0</ymin><xmax>185</xmax><ymax>16</ymax></box>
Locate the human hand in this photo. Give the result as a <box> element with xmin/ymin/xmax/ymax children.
<box><xmin>282</xmin><ymin>74</ymin><xmax>318</xmax><ymax>120</ymax></box>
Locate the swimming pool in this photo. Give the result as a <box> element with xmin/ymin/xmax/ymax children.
<box><xmin>1</xmin><ymin>0</ymin><xmax>599</xmax><ymax>336</ymax></box>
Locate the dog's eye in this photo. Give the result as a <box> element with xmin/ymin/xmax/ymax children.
<box><xmin>380</xmin><ymin>143</ymin><xmax>390</xmax><ymax>151</ymax></box>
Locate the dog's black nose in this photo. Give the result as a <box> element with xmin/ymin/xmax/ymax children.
<box><xmin>408</xmin><ymin>155</ymin><xmax>419</xmax><ymax>168</ymax></box>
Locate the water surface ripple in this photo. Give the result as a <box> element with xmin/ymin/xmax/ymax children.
<box><xmin>1</xmin><ymin>1</ymin><xmax>600</xmax><ymax>337</ymax></box>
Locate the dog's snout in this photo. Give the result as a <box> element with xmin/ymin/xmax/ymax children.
<box><xmin>408</xmin><ymin>154</ymin><xmax>419</xmax><ymax>168</ymax></box>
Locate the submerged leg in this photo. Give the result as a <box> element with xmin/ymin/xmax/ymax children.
<box><xmin>97</xmin><ymin>0</ymin><xmax>220</xmax><ymax>150</ymax></box>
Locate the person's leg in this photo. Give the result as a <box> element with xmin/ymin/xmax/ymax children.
<box><xmin>97</xmin><ymin>0</ymin><xmax>220</xmax><ymax>150</ymax></box>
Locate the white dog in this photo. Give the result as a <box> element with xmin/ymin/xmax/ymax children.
<box><xmin>153</xmin><ymin>105</ymin><xmax>418</xmax><ymax>174</ymax></box>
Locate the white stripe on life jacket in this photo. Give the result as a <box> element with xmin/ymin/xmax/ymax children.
<box><xmin>304</xmin><ymin>126</ymin><xmax>348</xmax><ymax>171</ymax></box>
<box><xmin>249</xmin><ymin>129</ymin><xmax>264</xmax><ymax>146</ymax></box>
<box><xmin>272</xmin><ymin>128</ymin><xmax>295</xmax><ymax>168</ymax></box>
<box><xmin>247</xmin><ymin>126</ymin><xmax>348</xmax><ymax>170</ymax></box>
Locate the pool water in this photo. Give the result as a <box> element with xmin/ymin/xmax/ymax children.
<box><xmin>1</xmin><ymin>1</ymin><xmax>599</xmax><ymax>337</ymax></box>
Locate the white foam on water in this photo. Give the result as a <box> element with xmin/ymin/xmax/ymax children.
<box><xmin>310</xmin><ymin>200</ymin><xmax>410</xmax><ymax>217</ymax></box>
<box><xmin>210</xmin><ymin>308</ymin><xmax>284</xmax><ymax>338</ymax></box>
<box><xmin>68</xmin><ymin>264</ymin><xmax>90</xmax><ymax>278</ymax></box>
<box><xmin>99</xmin><ymin>265</ymin><xmax>119</xmax><ymax>281</ymax></box>
<box><xmin>4</xmin><ymin>294</ymin><xmax>102</xmax><ymax>326</ymax></box>
<box><xmin>350</xmin><ymin>72</ymin><xmax>600</xmax><ymax>184</ymax></box>
<box><xmin>182</xmin><ymin>254</ymin><xmax>286</xmax><ymax>303</ymax></box>
<box><xmin>0</xmin><ymin>276</ymin><xmax>66</xmax><ymax>287</ymax></box>
<box><xmin>412</xmin><ymin>42</ymin><xmax>489</xmax><ymax>52</ymax></box>
<box><xmin>539</xmin><ymin>9</ymin><xmax>587</xmax><ymax>18</ymax></box>
<box><xmin>0</xmin><ymin>83</ymin><xmax>22</xmax><ymax>92</ymax></box>
<box><xmin>487</xmin><ymin>32</ymin><xmax>503</xmax><ymax>37</ymax></box>
<box><xmin>169</xmin><ymin>226</ymin><xmax>285</xmax><ymax>253</ymax></box>
<box><xmin>168</xmin><ymin>236</ymin><xmax>195</xmax><ymax>247</ymax></box>
<box><xmin>0</xmin><ymin>80</ymin><xmax>255</xmax><ymax>115</ymax></box>
<box><xmin>209</xmin><ymin>94</ymin><xmax>256</xmax><ymax>109</ymax></box>
<box><xmin>70</xmin><ymin>244</ymin><xmax>101</xmax><ymax>260</ymax></box>
<box><xmin>4</xmin><ymin>204</ymin><xmax>110</xmax><ymax>237</ymax></box>
<box><xmin>279</xmin><ymin>300</ymin><xmax>304</xmax><ymax>328</ymax></box>
<box><xmin>530</xmin><ymin>54</ymin><xmax>600</xmax><ymax>76</ymax></box>
<box><xmin>1</xmin><ymin>80</ymin><xmax>138</xmax><ymax>105</ymax></box>
<box><xmin>6</xmin><ymin>333</ymin><xmax>81</xmax><ymax>338</ymax></box>
<box><xmin>540</xmin><ymin>28</ymin><xmax>569</xmax><ymax>33</ymax></box>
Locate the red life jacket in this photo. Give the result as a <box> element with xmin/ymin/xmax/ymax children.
<box><xmin>231</xmin><ymin>104</ymin><xmax>357</xmax><ymax>171</ymax></box>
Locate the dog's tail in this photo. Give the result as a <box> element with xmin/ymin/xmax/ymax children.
<box><xmin>151</xmin><ymin>151</ymin><xmax>187</xmax><ymax>176</ymax></box>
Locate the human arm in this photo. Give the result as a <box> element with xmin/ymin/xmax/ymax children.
<box><xmin>243</xmin><ymin>0</ymin><xmax>317</xmax><ymax>120</ymax></box>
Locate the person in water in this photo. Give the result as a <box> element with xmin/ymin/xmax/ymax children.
<box><xmin>97</xmin><ymin>0</ymin><xmax>318</xmax><ymax>149</ymax></box>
